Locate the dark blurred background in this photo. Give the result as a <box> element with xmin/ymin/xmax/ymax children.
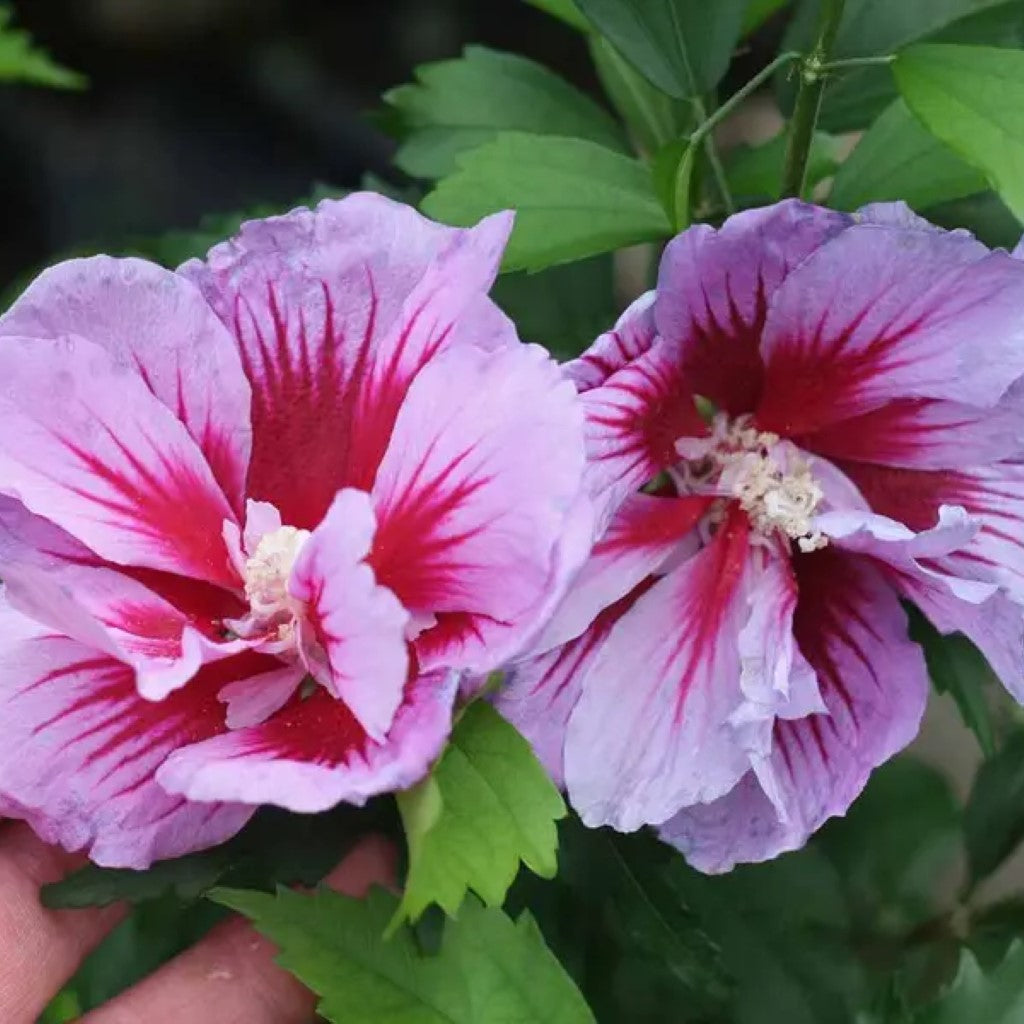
<box><xmin>0</xmin><ymin>0</ymin><xmax>620</xmax><ymax>291</ymax></box>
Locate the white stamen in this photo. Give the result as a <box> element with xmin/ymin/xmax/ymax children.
<box><xmin>727</xmin><ymin>451</ymin><xmax>826</xmax><ymax>551</ymax></box>
<box><xmin>243</xmin><ymin>526</ymin><xmax>311</xmax><ymax>622</ymax></box>
<box><xmin>694</xmin><ymin>414</ymin><xmax>828</xmax><ymax>551</ymax></box>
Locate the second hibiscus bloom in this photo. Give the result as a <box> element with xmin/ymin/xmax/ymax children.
<box><xmin>0</xmin><ymin>195</ymin><xmax>589</xmax><ymax>867</ymax></box>
<box><xmin>499</xmin><ymin>200</ymin><xmax>1024</xmax><ymax>872</ymax></box>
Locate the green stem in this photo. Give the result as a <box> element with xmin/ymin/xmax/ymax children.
<box><xmin>690</xmin><ymin>51</ymin><xmax>801</xmax><ymax>147</ymax></box>
<box><xmin>702</xmin><ymin>125</ymin><xmax>735</xmax><ymax>215</ymax></box>
<box><xmin>781</xmin><ymin>0</ymin><xmax>847</xmax><ymax>199</ymax></box>
<box><xmin>820</xmin><ymin>53</ymin><xmax>895</xmax><ymax>72</ymax></box>
<box><xmin>684</xmin><ymin>52</ymin><xmax>801</xmax><ymax>217</ymax></box>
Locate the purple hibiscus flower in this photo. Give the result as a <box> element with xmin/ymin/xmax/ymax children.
<box><xmin>0</xmin><ymin>194</ymin><xmax>589</xmax><ymax>867</ymax></box>
<box><xmin>498</xmin><ymin>200</ymin><xmax>1024</xmax><ymax>872</ymax></box>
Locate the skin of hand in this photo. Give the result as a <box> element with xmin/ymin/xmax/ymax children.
<box><xmin>0</xmin><ymin>824</ymin><xmax>396</xmax><ymax>1024</ymax></box>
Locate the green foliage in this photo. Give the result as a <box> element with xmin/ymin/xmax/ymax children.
<box><xmin>491</xmin><ymin>256</ymin><xmax>617</xmax><ymax>359</ymax></box>
<box><xmin>895</xmin><ymin>43</ymin><xmax>1024</xmax><ymax>223</ymax></box>
<box><xmin>830</xmin><ymin>98</ymin><xmax>986</xmax><ymax>212</ymax></box>
<box><xmin>652</xmin><ymin>137</ymin><xmax>696</xmax><ymax>230</ymax></box>
<box><xmin>422</xmin><ymin>132</ymin><xmax>670</xmax><ymax>271</ymax></box>
<box><xmin>964</xmin><ymin>730</ymin><xmax>1024</xmax><ymax>885</ymax></box>
<box><xmin>562</xmin><ymin>823</ymin><xmax>731</xmax><ymax>1018</ymax></box>
<box><xmin>394</xmin><ymin>702</ymin><xmax>566</xmax><ymax>926</ymax></box>
<box><xmin>908</xmin><ymin>608</ymin><xmax>997</xmax><ymax>758</ymax></box>
<box><xmin>572</xmin><ymin>0</ymin><xmax>749</xmax><ymax>99</ymax></box>
<box><xmin>385</xmin><ymin>46</ymin><xmax>627</xmax><ymax>179</ymax></box>
<box><xmin>817</xmin><ymin>758</ymin><xmax>961</xmax><ymax>936</ymax></box>
<box><xmin>725</xmin><ymin>129</ymin><xmax>840</xmax><ymax>205</ymax></box>
<box><xmin>742</xmin><ymin>0</ymin><xmax>789</xmax><ymax>35</ymax></box>
<box><xmin>781</xmin><ymin>0</ymin><xmax>1022</xmax><ymax>131</ymax></box>
<box><xmin>672</xmin><ymin>848</ymin><xmax>868</xmax><ymax>1024</ymax></box>
<box><xmin>42</xmin><ymin>804</ymin><xmax>388</xmax><ymax>909</ymax></box>
<box><xmin>524</xmin><ymin>0</ymin><xmax>592</xmax><ymax>31</ymax></box>
<box><xmin>967</xmin><ymin>898</ymin><xmax>1024</xmax><ymax>970</ymax></box>
<box><xmin>914</xmin><ymin>943</ymin><xmax>1024</xmax><ymax>1023</ymax></box>
<box><xmin>214</xmin><ymin>886</ymin><xmax>596</xmax><ymax>1024</ymax></box>
<box><xmin>927</xmin><ymin>191</ymin><xmax>1023</xmax><ymax>249</ymax></box>
<box><xmin>589</xmin><ymin>35</ymin><xmax>692</xmax><ymax>153</ymax></box>
<box><xmin>39</xmin><ymin>990</ymin><xmax>83</xmax><ymax>1023</ymax></box>
<box><xmin>0</xmin><ymin>5</ymin><xmax>84</xmax><ymax>89</ymax></box>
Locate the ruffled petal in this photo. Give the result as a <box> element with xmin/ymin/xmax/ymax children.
<box><xmin>495</xmin><ymin>581</ymin><xmax>654</xmax><ymax>788</ymax></box>
<box><xmin>0</xmin><ymin>256</ymin><xmax>252</xmax><ymax>513</ymax></box>
<box><xmin>563</xmin><ymin>508</ymin><xmax>752</xmax><ymax>831</ymax></box>
<box><xmin>815</xmin><ymin>503</ymin><xmax>979</xmax><ymax>563</ymax></box>
<box><xmin>157</xmin><ymin>671</ymin><xmax>458</xmax><ymax>813</ymax></box>
<box><xmin>0</xmin><ymin>597</ymin><xmax>257</xmax><ymax>868</ymax></box>
<box><xmin>733</xmin><ymin>545</ymin><xmax>824</xmax><ymax>742</ymax></box>
<box><xmin>897</xmin><ymin>567</ymin><xmax>1024</xmax><ymax>703</ymax></box>
<box><xmin>289</xmin><ymin>489</ymin><xmax>410</xmax><ymax>741</ymax></box>
<box><xmin>661</xmin><ymin>548</ymin><xmax>927</xmax><ymax>872</ymax></box>
<box><xmin>0</xmin><ymin>335</ymin><xmax>238</xmax><ymax>588</ymax></box>
<box><xmin>0</xmin><ymin>495</ymin><xmax>248</xmax><ymax>699</ymax></box>
<box><xmin>565</xmin><ymin>291</ymin><xmax>657</xmax><ymax>392</ymax></box>
<box><xmin>370</xmin><ymin>341</ymin><xmax>587</xmax><ymax>674</ymax></box>
<box><xmin>182</xmin><ymin>194</ymin><xmax>515</xmax><ymax>528</ymax></box>
<box><xmin>580</xmin><ymin>337</ymin><xmax>703</xmax><ymax>522</ymax></box>
<box><xmin>1</xmin><ymin>560</ymin><xmax>217</xmax><ymax>700</ymax></box>
<box><xmin>656</xmin><ymin>200</ymin><xmax>849</xmax><ymax>415</ymax></box>
<box><xmin>837</xmin><ymin>460</ymin><xmax>1024</xmax><ymax>600</ymax></box>
<box><xmin>218</xmin><ymin>663</ymin><xmax>305</xmax><ymax>729</ymax></box>
<box><xmin>530</xmin><ymin>492</ymin><xmax>710</xmax><ymax>654</ymax></box>
<box><xmin>757</xmin><ymin>221</ymin><xmax>1024</xmax><ymax>435</ymax></box>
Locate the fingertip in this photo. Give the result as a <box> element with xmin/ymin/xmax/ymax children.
<box><xmin>323</xmin><ymin>833</ymin><xmax>397</xmax><ymax>897</ymax></box>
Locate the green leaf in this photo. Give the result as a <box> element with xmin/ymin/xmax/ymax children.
<box><xmin>39</xmin><ymin>990</ymin><xmax>83</xmax><ymax>1024</ymax></box>
<box><xmin>670</xmin><ymin>848</ymin><xmax>867</xmax><ymax>1024</ymax></box>
<box><xmin>726</xmin><ymin>129</ymin><xmax>840</xmax><ymax>205</ymax></box>
<box><xmin>573</xmin><ymin>826</ymin><xmax>731</xmax><ymax>1015</ymax></box>
<box><xmin>505</xmin><ymin>819</ymin><xmax>730</xmax><ymax>1023</ymax></box>
<box><xmin>816</xmin><ymin>757</ymin><xmax>961</xmax><ymax>934</ymax></box>
<box><xmin>589</xmin><ymin>35</ymin><xmax>692</xmax><ymax>153</ymax></box>
<box><xmin>214</xmin><ymin>886</ymin><xmax>597</xmax><ymax>1024</ymax></box>
<box><xmin>652</xmin><ymin>138</ymin><xmax>696</xmax><ymax>230</ymax></box>
<box><xmin>525</xmin><ymin>0</ymin><xmax>592</xmax><ymax>31</ymax></box>
<box><xmin>964</xmin><ymin>730</ymin><xmax>1024</xmax><ymax>884</ymax></box>
<box><xmin>830</xmin><ymin>98</ymin><xmax>986</xmax><ymax>213</ymax></box>
<box><xmin>908</xmin><ymin>606</ymin><xmax>997</xmax><ymax>757</ymax></box>
<box><xmin>781</xmin><ymin>0</ymin><xmax>1020</xmax><ymax>131</ymax></box>
<box><xmin>742</xmin><ymin>0</ymin><xmax>789</xmax><ymax>34</ymax></box>
<box><xmin>422</xmin><ymin>132</ymin><xmax>670</xmax><ymax>272</ymax></box>
<box><xmin>0</xmin><ymin>5</ymin><xmax>84</xmax><ymax>88</ymax></box>
<box><xmin>492</xmin><ymin>255</ymin><xmax>616</xmax><ymax>359</ymax></box>
<box><xmin>895</xmin><ymin>43</ymin><xmax>1024</xmax><ymax>223</ymax></box>
<box><xmin>915</xmin><ymin>943</ymin><xmax>1024</xmax><ymax>1024</ymax></box>
<box><xmin>926</xmin><ymin>191</ymin><xmax>1023</xmax><ymax>249</ymax></box>
<box><xmin>42</xmin><ymin>804</ymin><xmax>383</xmax><ymax>909</ymax></box>
<box><xmin>968</xmin><ymin>898</ymin><xmax>1024</xmax><ymax>970</ymax></box>
<box><xmin>573</xmin><ymin>0</ymin><xmax>749</xmax><ymax>99</ymax></box>
<box><xmin>385</xmin><ymin>45</ymin><xmax>627</xmax><ymax>179</ymax></box>
<box><xmin>394</xmin><ymin>702</ymin><xmax>566</xmax><ymax>926</ymax></box>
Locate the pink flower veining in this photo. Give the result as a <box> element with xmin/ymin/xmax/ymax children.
<box><xmin>0</xmin><ymin>194</ymin><xmax>589</xmax><ymax>867</ymax></box>
<box><xmin>497</xmin><ymin>200</ymin><xmax>1024</xmax><ymax>872</ymax></box>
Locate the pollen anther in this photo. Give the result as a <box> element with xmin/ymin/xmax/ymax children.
<box><xmin>700</xmin><ymin>415</ymin><xmax>828</xmax><ymax>552</ymax></box>
<box><xmin>243</xmin><ymin>526</ymin><xmax>311</xmax><ymax>621</ymax></box>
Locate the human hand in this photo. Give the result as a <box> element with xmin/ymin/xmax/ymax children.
<box><xmin>0</xmin><ymin>824</ymin><xmax>395</xmax><ymax>1024</ymax></box>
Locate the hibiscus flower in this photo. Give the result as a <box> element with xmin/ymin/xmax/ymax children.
<box><xmin>497</xmin><ymin>200</ymin><xmax>1024</xmax><ymax>872</ymax></box>
<box><xmin>0</xmin><ymin>194</ymin><xmax>588</xmax><ymax>867</ymax></box>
